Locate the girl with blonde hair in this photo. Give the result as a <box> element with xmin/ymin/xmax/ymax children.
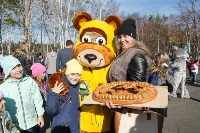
<box><xmin>147</xmin><ymin>52</ymin><xmax>171</xmax><ymax>82</ymax></box>
<box><xmin>146</xmin><ymin>52</ymin><xmax>175</xmax><ymax>133</ymax></box>
<box><xmin>30</xmin><ymin>63</ymin><xmax>48</xmax><ymax>101</ymax></box>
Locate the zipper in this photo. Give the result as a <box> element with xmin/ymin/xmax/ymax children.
<box><xmin>59</xmin><ymin>96</ymin><xmax>72</xmax><ymax>111</ymax></box>
<box><xmin>17</xmin><ymin>83</ymin><xmax>27</xmax><ymax>129</ymax></box>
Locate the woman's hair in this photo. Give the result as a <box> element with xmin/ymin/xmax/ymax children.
<box><xmin>135</xmin><ymin>41</ymin><xmax>151</xmax><ymax>57</ymax></box>
<box><xmin>116</xmin><ymin>38</ymin><xmax>151</xmax><ymax>57</ymax></box>
<box><xmin>147</xmin><ymin>52</ymin><xmax>169</xmax><ymax>78</ymax></box>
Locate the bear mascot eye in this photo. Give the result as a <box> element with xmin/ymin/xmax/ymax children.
<box><xmin>82</xmin><ymin>35</ymin><xmax>92</xmax><ymax>43</ymax></box>
<box><xmin>95</xmin><ymin>37</ymin><xmax>106</xmax><ymax>45</ymax></box>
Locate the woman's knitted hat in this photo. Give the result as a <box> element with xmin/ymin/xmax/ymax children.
<box><xmin>0</xmin><ymin>55</ymin><xmax>21</xmax><ymax>78</ymax></box>
<box><xmin>65</xmin><ymin>59</ymin><xmax>83</xmax><ymax>75</ymax></box>
<box><xmin>117</xmin><ymin>19</ymin><xmax>137</xmax><ymax>39</ymax></box>
<box><xmin>31</xmin><ymin>63</ymin><xmax>46</xmax><ymax>77</ymax></box>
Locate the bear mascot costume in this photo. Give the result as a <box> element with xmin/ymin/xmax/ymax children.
<box><xmin>49</xmin><ymin>12</ymin><xmax>121</xmax><ymax>132</ymax></box>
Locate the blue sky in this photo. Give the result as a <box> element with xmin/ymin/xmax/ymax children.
<box><xmin>116</xmin><ymin>0</ymin><xmax>180</xmax><ymax>16</ymax></box>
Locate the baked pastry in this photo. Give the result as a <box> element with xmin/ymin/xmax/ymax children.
<box><xmin>92</xmin><ymin>81</ymin><xmax>158</xmax><ymax>104</ymax></box>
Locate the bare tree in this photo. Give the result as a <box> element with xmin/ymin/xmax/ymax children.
<box><xmin>177</xmin><ymin>0</ymin><xmax>200</xmax><ymax>58</ymax></box>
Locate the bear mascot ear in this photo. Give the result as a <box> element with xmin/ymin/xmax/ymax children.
<box><xmin>48</xmin><ymin>68</ymin><xmax>69</xmax><ymax>98</ymax></box>
<box><xmin>72</xmin><ymin>12</ymin><xmax>92</xmax><ymax>30</ymax></box>
<box><xmin>104</xmin><ymin>15</ymin><xmax>122</xmax><ymax>35</ymax></box>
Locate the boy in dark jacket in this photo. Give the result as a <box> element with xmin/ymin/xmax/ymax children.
<box><xmin>45</xmin><ymin>59</ymin><xmax>83</xmax><ymax>133</ymax></box>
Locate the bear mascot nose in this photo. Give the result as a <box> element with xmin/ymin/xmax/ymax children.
<box><xmin>84</xmin><ymin>54</ymin><xmax>97</xmax><ymax>63</ymax></box>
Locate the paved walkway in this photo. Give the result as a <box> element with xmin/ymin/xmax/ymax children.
<box><xmin>163</xmin><ymin>73</ymin><xmax>200</xmax><ymax>133</ymax></box>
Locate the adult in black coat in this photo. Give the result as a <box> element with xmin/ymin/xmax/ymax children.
<box><xmin>56</xmin><ymin>40</ymin><xmax>74</xmax><ymax>72</ymax></box>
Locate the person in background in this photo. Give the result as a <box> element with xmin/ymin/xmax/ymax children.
<box><xmin>56</xmin><ymin>40</ymin><xmax>74</xmax><ymax>72</ymax></box>
<box><xmin>45</xmin><ymin>47</ymin><xmax>57</xmax><ymax>78</ymax></box>
<box><xmin>0</xmin><ymin>56</ymin><xmax>44</xmax><ymax>133</ymax></box>
<box><xmin>0</xmin><ymin>90</ymin><xmax>19</xmax><ymax>133</ymax></box>
<box><xmin>171</xmin><ymin>46</ymin><xmax>179</xmax><ymax>61</ymax></box>
<box><xmin>10</xmin><ymin>50</ymin><xmax>16</xmax><ymax>57</ymax></box>
<box><xmin>34</xmin><ymin>53</ymin><xmax>45</xmax><ymax>65</ymax></box>
<box><xmin>45</xmin><ymin>59</ymin><xmax>82</xmax><ymax>133</ymax></box>
<box><xmin>30</xmin><ymin>63</ymin><xmax>51</xmax><ymax>133</ymax></box>
<box><xmin>170</xmin><ymin>48</ymin><xmax>190</xmax><ymax>99</ymax></box>
<box><xmin>191</xmin><ymin>59</ymin><xmax>199</xmax><ymax>83</ymax></box>
<box><xmin>146</xmin><ymin>52</ymin><xmax>174</xmax><ymax>132</ymax></box>
<box><xmin>31</xmin><ymin>63</ymin><xmax>48</xmax><ymax>101</ymax></box>
<box><xmin>13</xmin><ymin>45</ymin><xmax>33</xmax><ymax>76</ymax></box>
<box><xmin>147</xmin><ymin>52</ymin><xmax>174</xmax><ymax>92</ymax></box>
<box><xmin>186</xmin><ymin>55</ymin><xmax>193</xmax><ymax>79</ymax></box>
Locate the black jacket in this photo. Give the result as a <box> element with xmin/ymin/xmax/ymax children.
<box><xmin>56</xmin><ymin>48</ymin><xmax>73</xmax><ymax>72</ymax></box>
<box><xmin>17</xmin><ymin>56</ymin><xmax>32</xmax><ymax>76</ymax></box>
<box><xmin>127</xmin><ymin>53</ymin><xmax>148</xmax><ymax>81</ymax></box>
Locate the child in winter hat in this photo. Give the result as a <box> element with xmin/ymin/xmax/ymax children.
<box><xmin>65</xmin><ymin>58</ymin><xmax>83</xmax><ymax>76</ymax></box>
<box><xmin>0</xmin><ymin>55</ymin><xmax>21</xmax><ymax>78</ymax></box>
<box><xmin>31</xmin><ymin>63</ymin><xmax>48</xmax><ymax>100</ymax></box>
<box><xmin>31</xmin><ymin>63</ymin><xmax>46</xmax><ymax>77</ymax></box>
<box><xmin>0</xmin><ymin>57</ymin><xmax>45</xmax><ymax>131</ymax></box>
<box><xmin>45</xmin><ymin>58</ymin><xmax>82</xmax><ymax>133</ymax></box>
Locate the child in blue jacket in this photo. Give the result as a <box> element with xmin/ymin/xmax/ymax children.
<box><xmin>45</xmin><ymin>59</ymin><xmax>83</xmax><ymax>133</ymax></box>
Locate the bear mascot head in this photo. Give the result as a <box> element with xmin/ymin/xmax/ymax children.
<box><xmin>73</xmin><ymin>12</ymin><xmax>121</xmax><ymax>68</ymax></box>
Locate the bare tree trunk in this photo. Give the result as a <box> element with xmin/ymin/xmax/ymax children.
<box><xmin>191</xmin><ymin>0</ymin><xmax>199</xmax><ymax>59</ymax></box>
<box><xmin>28</xmin><ymin>7</ymin><xmax>33</xmax><ymax>53</ymax></box>
<box><xmin>24</xmin><ymin>0</ymin><xmax>29</xmax><ymax>44</ymax></box>
<box><xmin>65</xmin><ymin>0</ymin><xmax>72</xmax><ymax>47</ymax></box>
<box><xmin>6</xmin><ymin>25</ymin><xmax>9</xmax><ymax>54</ymax></box>
<box><xmin>53</xmin><ymin>15</ymin><xmax>56</xmax><ymax>46</ymax></box>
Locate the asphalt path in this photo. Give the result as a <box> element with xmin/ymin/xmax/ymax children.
<box><xmin>163</xmin><ymin>73</ymin><xmax>200</xmax><ymax>133</ymax></box>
